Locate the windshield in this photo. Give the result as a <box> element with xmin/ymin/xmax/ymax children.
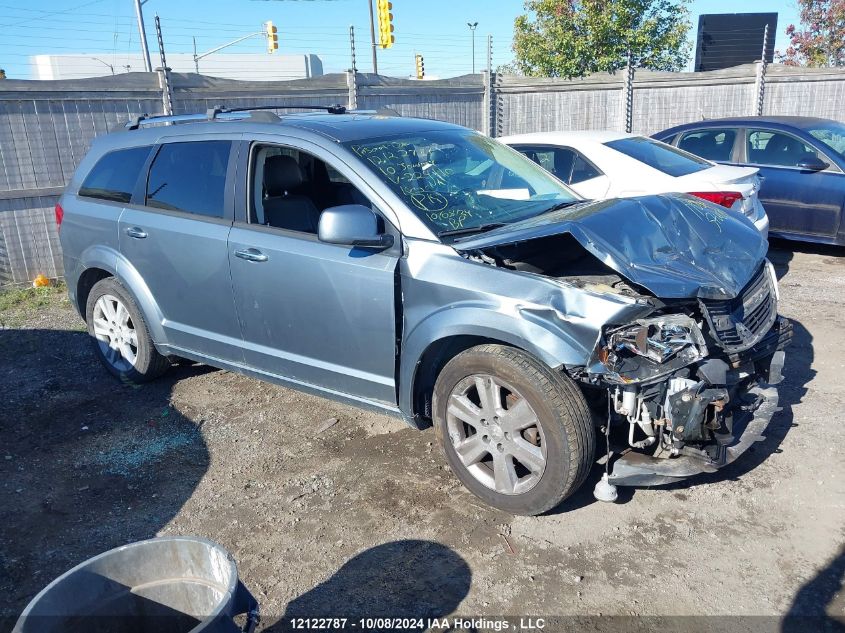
<box><xmin>808</xmin><ymin>122</ymin><xmax>845</xmax><ymax>161</ymax></box>
<box><xmin>344</xmin><ymin>130</ymin><xmax>580</xmax><ymax>237</ymax></box>
<box><xmin>606</xmin><ymin>136</ymin><xmax>711</xmax><ymax>177</ymax></box>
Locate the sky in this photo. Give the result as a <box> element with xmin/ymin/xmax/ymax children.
<box><xmin>0</xmin><ymin>0</ymin><xmax>801</xmax><ymax>80</ymax></box>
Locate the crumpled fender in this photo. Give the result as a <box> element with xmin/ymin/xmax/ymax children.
<box><xmin>397</xmin><ymin>241</ymin><xmax>652</xmax><ymax>417</ymax></box>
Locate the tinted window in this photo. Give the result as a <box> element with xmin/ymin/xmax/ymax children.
<box><xmin>514</xmin><ymin>146</ymin><xmax>602</xmax><ymax>185</ymax></box>
<box><xmin>78</xmin><ymin>146</ymin><xmax>151</xmax><ymax>203</ymax></box>
<box><xmin>146</xmin><ymin>141</ymin><xmax>231</xmax><ymax>218</ymax></box>
<box><xmin>747</xmin><ymin>130</ymin><xmax>818</xmax><ymax>167</ymax></box>
<box><xmin>605</xmin><ymin>136</ymin><xmax>711</xmax><ymax>177</ymax></box>
<box><xmin>571</xmin><ymin>153</ymin><xmax>601</xmax><ymax>184</ymax></box>
<box><xmin>678</xmin><ymin>129</ymin><xmax>737</xmax><ymax>162</ymax></box>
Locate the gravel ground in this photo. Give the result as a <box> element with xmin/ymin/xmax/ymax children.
<box><xmin>0</xmin><ymin>241</ymin><xmax>843</xmax><ymax>632</ymax></box>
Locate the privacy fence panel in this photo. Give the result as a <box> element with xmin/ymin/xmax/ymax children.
<box><xmin>1</xmin><ymin>65</ymin><xmax>843</xmax><ymax>286</ymax></box>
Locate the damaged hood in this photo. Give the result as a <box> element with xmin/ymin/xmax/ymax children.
<box><xmin>452</xmin><ymin>194</ymin><xmax>767</xmax><ymax>300</ymax></box>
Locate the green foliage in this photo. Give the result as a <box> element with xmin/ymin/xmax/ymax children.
<box><xmin>780</xmin><ymin>0</ymin><xmax>845</xmax><ymax>67</ymax></box>
<box><xmin>511</xmin><ymin>0</ymin><xmax>692</xmax><ymax>78</ymax></box>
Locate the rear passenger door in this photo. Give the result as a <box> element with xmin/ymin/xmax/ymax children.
<box><xmin>118</xmin><ymin>137</ymin><xmax>244</xmax><ymax>362</ymax></box>
<box><xmin>227</xmin><ymin>139</ymin><xmax>400</xmax><ymax>405</ymax></box>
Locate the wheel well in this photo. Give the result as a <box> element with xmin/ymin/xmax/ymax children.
<box><xmin>76</xmin><ymin>268</ymin><xmax>112</xmax><ymax>319</ymax></box>
<box><xmin>412</xmin><ymin>335</ymin><xmax>504</xmax><ymax>424</ymax></box>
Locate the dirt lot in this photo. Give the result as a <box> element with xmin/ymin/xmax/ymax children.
<box><xmin>1</xmin><ymin>241</ymin><xmax>843</xmax><ymax>631</ymax></box>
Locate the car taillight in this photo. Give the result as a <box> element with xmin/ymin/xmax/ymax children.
<box><xmin>689</xmin><ymin>191</ymin><xmax>744</xmax><ymax>208</ymax></box>
<box><xmin>54</xmin><ymin>203</ymin><xmax>64</xmax><ymax>230</ymax></box>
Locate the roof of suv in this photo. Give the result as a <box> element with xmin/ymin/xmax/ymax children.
<box><xmin>120</xmin><ymin>111</ymin><xmax>468</xmax><ymax>144</ymax></box>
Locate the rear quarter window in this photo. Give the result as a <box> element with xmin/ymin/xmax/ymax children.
<box><xmin>78</xmin><ymin>146</ymin><xmax>152</xmax><ymax>203</ymax></box>
<box><xmin>605</xmin><ymin>136</ymin><xmax>711</xmax><ymax>177</ymax></box>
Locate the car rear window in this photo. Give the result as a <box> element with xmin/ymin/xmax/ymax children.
<box><xmin>146</xmin><ymin>141</ymin><xmax>231</xmax><ymax>218</ymax></box>
<box><xmin>605</xmin><ymin>136</ymin><xmax>711</xmax><ymax>177</ymax></box>
<box><xmin>78</xmin><ymin>146</ymin><xmax>152</xmax><ymax>203</ymax></box>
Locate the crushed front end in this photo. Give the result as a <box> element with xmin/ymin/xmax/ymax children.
<box><xmin>581</xmin><ymin>261</ymin><xmax>791</xmax><ymax>487</ymax></box>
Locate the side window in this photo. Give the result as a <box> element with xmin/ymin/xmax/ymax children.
<box><xmin>146</xmin><ymin>140</ymin><xmax>231</xmax><ymax>218</ymax></box>
<box><xmin>747</xmin><ymin>130</ymin><xmax>818</xmax><ymax>168</ymax></box>
<box><xmin>512</xmin><ymin>146</ymin><xmax>580</xmax><ymax>184</ymax></box>
<box><xmin>678</xmin><ymin>129</ymin><xmax>737</xmax><ymax>162</ymax></box>
<box><xmin>78</xmin><ymin>146</ymin><xmax>152</xmax><ymax>203</ymax></box>
<box><xmin>250</xmin><ymin>144</ymin><xmax>372</xmax><ymax>234</ymax></box>
<box><xmin>570</xmin><ymin>152</ymin><xmax>602</xmax><ymax>184</ymax></box>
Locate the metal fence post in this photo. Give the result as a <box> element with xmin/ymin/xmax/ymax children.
<box><xmin>621</xmin><ymin>54</ymin><xmax>635</xmax><ymax>133</ymax></box>
<box><xmin>154</xmin><ymin>14</ymin><xmax>173</xmax><ymax>115</ymax></box>
<box><xmin>347</xmin><ymin>25</ymin><xmax>358</xmax><ymax>110</ymax></box>
<box><xmin>753</xmin><ymin>24</ymin><xmax>769</xmax><ymax>116</ymax></box>
<box><xmin>483</xmin><ymin>34</ymin><xmax>493</xmax><ymax>136</ymax></box>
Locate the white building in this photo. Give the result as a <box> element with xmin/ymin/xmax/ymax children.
<box><xmin>30</xmin><ymin>53</ymin><xmax>323</xmax><ymax>81</ymax></box>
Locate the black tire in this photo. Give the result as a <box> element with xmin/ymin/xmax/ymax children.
<box><xmin>433</xmin><ymin>344</ymin><xmax>595</xmax><ymax>515</ymax></box>
<box><xmin>85</xmin><ymin>277</ymin><xmax>170</xmax><ymax>383</ymax></box>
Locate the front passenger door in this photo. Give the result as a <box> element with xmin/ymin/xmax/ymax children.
<box><xmin>228</xmin><ymin>141</ymin><xmax>400</xmax><ymax>405</ymax></box>
<box><xmin>744</xmin><ymin>129</ymin><xmax>842</xmax><ymax>239</ymax></box>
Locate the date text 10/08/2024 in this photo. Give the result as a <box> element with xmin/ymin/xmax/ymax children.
<box><xmin>289</xmin><ymin>617</ymin><xmax>547</xmax><ymax>631</ymax></box>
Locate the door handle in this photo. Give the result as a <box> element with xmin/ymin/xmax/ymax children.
<box><xmin>125</xmin><ymin>226</ymin><xmax>147</xmax><ymax>239</ymax></box>
<box><xmin>234</xmin><ymin>248</ymin><xmax>268</xmax><ymax>263</ymax></box>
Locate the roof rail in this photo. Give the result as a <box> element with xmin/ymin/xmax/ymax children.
<box><xmin>124</xmin><ymin>103</ymin><xmax>348</xmax><ymax>130</ymax></box>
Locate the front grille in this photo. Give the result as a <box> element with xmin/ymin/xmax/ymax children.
<box><xmin>700</xmin><ymin>264</ymin><xmax>777</xmax><ymax>353</ymax></box>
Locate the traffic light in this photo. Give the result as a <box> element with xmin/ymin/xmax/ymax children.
<box><xmin>265</xmin><ymin>21</ymin><xmax>278</xmax><ymax>53</ymax></box>
<box><xmin>415</xmin><ymin>54</ymin><xmax>424</xmax><ymax>79</ymax></box>
<box><xmin>376</xmin><ymin>0</ymin><xmax>394</xmax><ymax>48</ymax></box>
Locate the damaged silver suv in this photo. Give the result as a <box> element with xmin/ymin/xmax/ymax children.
<box><xmin>58</xmin><ymin>107</ymin><xmax>790</xmax><ymax>515</ymax></box>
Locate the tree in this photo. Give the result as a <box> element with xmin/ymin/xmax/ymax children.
<box><xmin>779</xmin><ymin>0</ymin><xmax>845</xmax><ymax>67</ymax></box>
<box><xmin>511</xmin><ymin>0</ymin><xmax>691</xmax><ymax>78</ymax></box>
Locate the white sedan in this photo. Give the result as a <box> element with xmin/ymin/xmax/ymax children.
<box><xmin>501</xmin><ymin>130</ymin><xmax>769</xmax><ymax>237</ymax></box>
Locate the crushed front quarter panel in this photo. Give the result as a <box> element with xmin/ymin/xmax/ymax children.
<box><xmin>397</xmin><ymin>239</ymin><xmax>655</xmax><ymax>417</ymax></box>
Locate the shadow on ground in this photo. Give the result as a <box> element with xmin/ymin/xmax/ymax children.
<box><xmin>264</xmin><ymin>540</ymin><xmax>471</xmax><ymax>632</ymax></box>
<box><xmin>0</xmin><ymin>328</ymin><xmax>211</xmax><ymax>630</ymax></box>
<box><xmin>783</xmin><ymin>546</ymin><xmax>845</xmax><ymax>632</ymax></box>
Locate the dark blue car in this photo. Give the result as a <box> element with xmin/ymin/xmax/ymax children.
<box><xmin>655</xmin><ymin>116</ymin><xmax>845</xmax><ymax>246</ymax></box>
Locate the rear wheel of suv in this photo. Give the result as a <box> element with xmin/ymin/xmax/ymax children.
<box><xmin>432</xmin><ymin>344</ymin><xmax>595</xmax><ymax>515</ymax></box>
<box><xmin>85</xmin><ymin>277</ymin><xmax>170</xmax><ymax>383</ymax></box>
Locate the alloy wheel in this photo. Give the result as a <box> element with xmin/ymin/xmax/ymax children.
<box><xmin>445</xmin><ymin>374</ymin><xmax>546</xmax><ymax>495</ymax></box>
<box><xmin>91</xmin><ymin>294</ymin><xmax>138</xmax><ymax>372</ymax></box>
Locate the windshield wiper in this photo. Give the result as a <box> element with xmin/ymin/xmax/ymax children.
<box><xmin>438</xmin><ymin>223</ymin><xmax>506</xmax><ymax>238</ymax></box>
<box><xmin>538</xmin><ymin>200</ymin><xmax>582</xmax><ymax>215</ymax></box>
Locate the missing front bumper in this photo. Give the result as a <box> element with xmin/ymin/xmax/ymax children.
<box><xmin>606</xmin><ymin>380</ymin><xmax>780</xmax><ymax>487</ymax></box>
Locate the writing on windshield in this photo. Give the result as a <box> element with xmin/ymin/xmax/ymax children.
<box><xmin>347</xmin><ymin>130</ymin><xmax>578</xmax><ymax>235</ymax></box>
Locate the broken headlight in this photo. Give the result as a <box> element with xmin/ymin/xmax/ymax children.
<box><xmin>599</xmin><ymin>315</ymin><xmax>708</xmax><ymax>381</ymax></box>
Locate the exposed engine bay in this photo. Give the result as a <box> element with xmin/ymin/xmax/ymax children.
<box><xmin>464</xmin><ymin>231</ymin><xmax>792</xmax><ymax>488</ymax></box>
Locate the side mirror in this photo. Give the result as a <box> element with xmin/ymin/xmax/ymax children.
<box><xmin>318</xmin><ymin>204</ymin><xmax>394</xmax><ymax>249</ymax></box>
<box><xmin>796</xmin><ymin>155</ymin><xmax>829</xmax><ymax>172</ymax></box>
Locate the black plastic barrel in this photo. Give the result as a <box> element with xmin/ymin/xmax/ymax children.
<box><xmin>13</xmin><ymin>536</ymin><xmax>259</xmax><ymax>633</ymax></box>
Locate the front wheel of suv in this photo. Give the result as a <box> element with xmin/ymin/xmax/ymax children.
<box><xmin>432</xmin><ymin>344</ymin><xmax>595</xmax><ymax>515</ymax></box>
<box><xmin>85</xmin><ymin>277</ymin><xmax>170</xmax><ymax>383</ymax></box>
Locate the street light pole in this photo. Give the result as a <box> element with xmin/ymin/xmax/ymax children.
<box><xmin>467</xmin><ymin>22</ymin><xmax>478</xmax><ymax>74</ymax></box>
<box><xmin>133</xmin><ymin>0</ymin><xmax>153</xmax><ymax>72</ymax></box>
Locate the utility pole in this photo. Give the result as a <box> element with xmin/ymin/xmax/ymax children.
<box><xmin>133</xmin><ymin>0</ymin><xmax>152</xmax><ymax>72</ymax></box>
<box><xmin>467</xmin><ymin>22</ymin><xmax>478</xmax><ymax>74</ymax></box>
<box><xmin>368</xmin><ymin>0</ymin><xmax>378</xmax><ymax>74</ymax></box>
